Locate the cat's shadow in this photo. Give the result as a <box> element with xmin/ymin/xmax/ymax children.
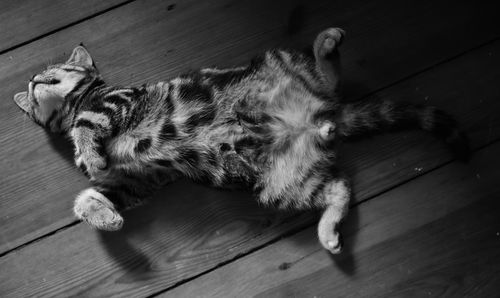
<box><xmin>95</xmin><ymin>182</ymin><xmax>360</xmax><ymax>279</ymax></box>
<box><xmin>95</xmin><ymin>181</ymin><xmax>285</xmax><ymax>278</ymax></box>
<box><xmin>46</xmin><ymin>131</ymin><xmax>76</xmax><ymax>165</ymax></box>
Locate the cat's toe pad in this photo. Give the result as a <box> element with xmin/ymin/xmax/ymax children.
<box><xmin>74</xmin><ymin>188</ymin><xmax>123</xmax><ymax>231</ymax></box>
<box><xmin>317</xmin><ymin>27</ymin><xmax>345</xmax><ymax>57</ymax></box>
<box><xmin>320</xmin><ymin>231</ymin><xmax>343</xmax><ymax>254</ymax></box>
<box><xmin>327</xmin><ymin>28</ymin><xmax>345</xmax><ymax>41</ymax></box>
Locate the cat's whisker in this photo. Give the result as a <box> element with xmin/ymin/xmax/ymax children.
<box><xmin>21</xmin><ymin>113</ymin><xmax>28</xmax><ymax>134</ymax></box>
<box><xmin>44</xmin><ymin>58</ymin><xmax>54</xmax><ymax>69</ymax></box>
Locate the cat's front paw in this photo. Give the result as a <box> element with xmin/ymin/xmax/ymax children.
<box><xmin>75</xmin><ymin>154</ymin><xmax>107</xmax><ymax>180</ymax></box>
<box><xmin>74</xmin><ymin>188</ymin><xmax>123</xmax><ymax>231</ymax></box>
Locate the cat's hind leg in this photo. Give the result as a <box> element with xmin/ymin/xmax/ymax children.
<box><xmin>74</xmin><ymin>187</ymin><xmax>123</xmax><ymax>231</ymax></box>
<box><xmin>313</xmin><ymin>27</ymin><xmax>345</xmax><ymax>95</ymax></box>
<box><xmin>317</xmin><ymin>178</ymin><xmax>351</xmax><ymax>254</ymax></box>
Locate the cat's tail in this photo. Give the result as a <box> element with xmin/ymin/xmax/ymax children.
<box><xmin>335</xmin><ymin>99</ymin><xmax>470</xmax><ymax>161</ymax></box>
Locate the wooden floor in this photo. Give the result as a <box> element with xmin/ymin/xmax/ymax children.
<box><xmin>1</xmin><ymin>0</ymin><xmax>500</xmax><ymax>297</ymax></box>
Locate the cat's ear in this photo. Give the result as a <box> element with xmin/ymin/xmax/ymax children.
<box><xmin>13</xmin><ymin>91</ymin><xmax>31</xmax><ymax>113</ymax></box>
<box><xmin>66</xmin><ymin>45</ymin><xmax>94</xmax><ymax>67</ymax></box>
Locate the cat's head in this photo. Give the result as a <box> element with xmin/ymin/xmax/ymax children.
<box><xmin>13</xmin><ymin>45</ymin><xmax>101</xmax><ymax>131</ymax></box>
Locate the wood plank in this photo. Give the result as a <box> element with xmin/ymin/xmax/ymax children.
<box><xmin>0</xmin><ymin>0</ymin><xmax>127</xmax><ymax>53</ymax></box>
<box><xmin>1</xmin><ymin>29</ymin><xmax>500</xmax><ymax>298</ymax></box>
<box><xmin>1</xmin><ymin>0</ymin><xmax>499</xmax><ymax>255</ymax></box>
<box><xmin>165</xmin><ymin>142</ymin><xmax>500</xmax><ymax>298</ymax></box>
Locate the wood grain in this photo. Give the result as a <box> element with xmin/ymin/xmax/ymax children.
<box><xmin>0</xmin><ymin>0</ymin><xmax>127</xmax><ymax>53</ymax></box>
<box><xmin>166</xmin><ymin>143</ymin><xmax>500</xmax><ymax>298</ymax></box>
<box><xmin>1</xmin><ymin>0</ymin><xmax>499</xmax><ymax>256</ymax></box>
<box><xmin>1</xmin><ymin>29</ymin><xmax>499</xmax><ymax>298</ymax></box>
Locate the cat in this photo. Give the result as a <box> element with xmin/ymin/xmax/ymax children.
<box><xmin>13</xmin><ymin>28</ymin><xmax>469</xmax><ymax>254</ymax></box>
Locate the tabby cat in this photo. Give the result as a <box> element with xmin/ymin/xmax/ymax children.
<box><xmin>13</xmin><ymin>28</ymin><xmax>468</xmax><ymax>254</ymax></box>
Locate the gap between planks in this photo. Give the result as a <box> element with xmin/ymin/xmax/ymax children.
<box><xmin>0</xmin><ymin>0</ymin><xmax>137</xmax><ymax>56</ymax></box>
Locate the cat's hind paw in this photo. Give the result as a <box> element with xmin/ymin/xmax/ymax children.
<box><xmin>319</xmin><ymin>228</ymin><xmax>343</xmax><ymax>254</ymax></box>
<box><xmin>315</xmin><ymin>27</ymin><xmax>345</xmax><ymax>58</ymax></box>
<box><xmin>74</xmin><ymin>188</ymin><xmax>123</xmax><ymax>231</ymax></box>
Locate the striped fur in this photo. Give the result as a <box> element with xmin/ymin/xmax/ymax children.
<box><xmin>13</xmin><ymin>28</ymin><xmax>469</xmax><ymax>254</ymax></box>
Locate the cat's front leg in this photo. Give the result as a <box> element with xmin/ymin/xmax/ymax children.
<box><xmin>74</xmin><ymin>150</ymin><xmax>107</xmax><ymax>180</ymax></box>
<box><xmin>71</xmin><ymin>115</ymin><xmax>112</xmax><ymax>180</ymax></box>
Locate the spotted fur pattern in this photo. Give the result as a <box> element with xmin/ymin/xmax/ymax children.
<box><xmin>13</xmin><ymin>28</ymin><xmax>469</xmax><ymax>253</ymax></box>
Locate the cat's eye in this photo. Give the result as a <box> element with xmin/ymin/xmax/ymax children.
<box><xmin>48</xmin><ymin>78</ymin><xmax>61</xmax><ymax>84</ymax></box>
<box><xmin>31</xmin><ymin>76</ymin><xmax>60</xmax><ymax>85</ymax></box>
